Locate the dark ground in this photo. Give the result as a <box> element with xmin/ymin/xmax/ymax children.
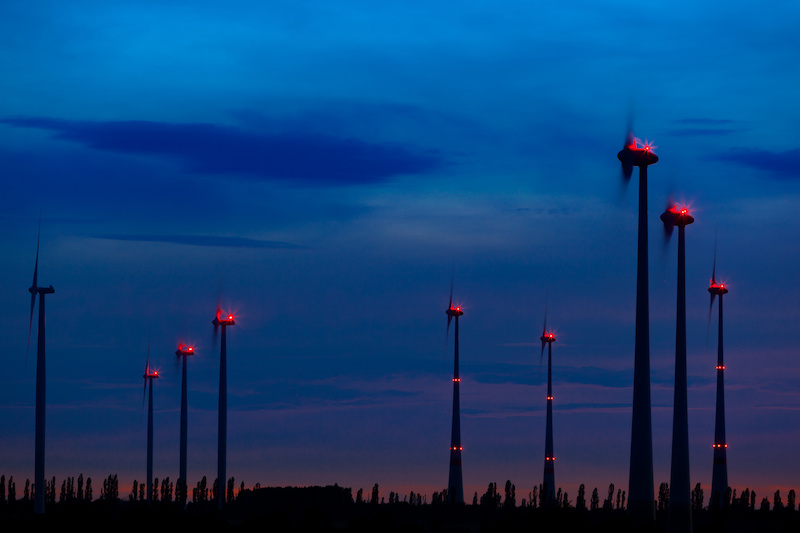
<box><xmin>2</xmin><ymin>486</ymin><xmax>799</xmax><ymax>532</ymax></box>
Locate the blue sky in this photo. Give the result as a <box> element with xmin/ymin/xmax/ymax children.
<box><xmin>2</xmin><ymin>0</ymin><xmax>800</xmax><ymax>502</ymax></box>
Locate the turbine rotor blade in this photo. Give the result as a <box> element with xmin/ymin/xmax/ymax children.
<box><xmin>26</xmin><ymin>223</ymin><xmax>41</xmax><ymax>363</ymax></box>
<box><xmin>446</xmin><ymin>314</ymin><xmax>452</xmax><ymax>343</ymax></box>
<box><xmin>708</xmin><ymin>240</ymin><xmax>718</xmax><ymax>340</ymax></box>
<box><xmin>539</xmin><ymin>309</ymin><xmax>547</xmax><ymax>366</ymax></box>
<box><xmin>446</xmin><ymin>269</ymin><xmax>454</xmax><ymax>343</ymax></box>
<box><xmin>707</xmin><ymin>292</ymin><xmax>716</xmax><ymax>340</ymax></box>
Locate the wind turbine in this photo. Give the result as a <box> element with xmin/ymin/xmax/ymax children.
<box><xmin>661</xmin><ymin>202</ymin><xmax>694</xmax><ymax>533</ymax></box>
<box><xmin>27</xmin><ymin>223</ymin><xmax>54</xmax><ymax>515</ymax></box>
<box><xmin>539</xmin><ymin>313</ymin><xmax>556</xmax><ymax>506</ymax></box>
<box><xmin>708</xmin><ymin>257</ymin><xmax>729</xmax><ymax>510</ymax></box>
<box><xmin>142</xmin><ymin>349</ymin><xmax>159</xmax><ymax>505</ymax></box>
<box><xmin>213</xmin><ymin>308</ymin><xmax>235</xmax><ymax>510</ymax></box>
<box><xmin>618</xmin><ymin>130</ymin><xmax>658</xmax><ymax>521</ymax></box>
<box><xmin>175</xmin><ymin>343</ymin><xmax>195</xmax><ymax>505</ymax></box>
<box><xmin>445</xmin><ymin>283</ymin><xmax>464</xmax><ymax>505</ymax></box>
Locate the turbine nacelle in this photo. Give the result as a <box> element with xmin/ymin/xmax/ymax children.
<box><xmin>540</xmin><ymin>332</ymin><xmax>556</xmax><ymax>344</ymax></box>
<box><xmin>618</xmin><ymin>134</ymin><xmax>659</xmax><ymax>178</ymax></box>
<box><xmin>176</xmin><ymin>344</ymin><xmax>195</xmax><ymax>357</ymax></box>
<box><xmin>708</xmin><ymin>282</ymin><xmax>729</xmax><ymax>296</ymax></box>
<box><xmin>660</xmin><ymin>205</ymin><xmax>694</xmax><ymax>228</ymax></box>
<box><xmin>29</xmin><ymin>285</ymin><xmax>55</xmax><ymax>295</ymax></box>
<box><xmin>661</xmin><ymin>204</ymin><xmax>695</xmax><ymax>241</ymax></box>
<box><xmin>213</xmin><ymin>312</ymin><xmax>235</xmax><ymax>328</ymax></box>
<box><xmin>446</xmin><ymin>305</ymin><xmax>464</xmax><ymax>318</ymax></box>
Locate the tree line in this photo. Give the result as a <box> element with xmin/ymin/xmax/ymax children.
<box><xmin>1</xmin><ymin>473</ymin><xmax>798</xmax><ymax>515</ymax></box>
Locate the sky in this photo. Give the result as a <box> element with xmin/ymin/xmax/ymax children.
<box><xmin>2</xmin><ymin>0</ymin><xmax>800</xmax><ymax>504</ymax></box>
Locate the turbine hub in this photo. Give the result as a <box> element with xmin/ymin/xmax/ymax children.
<box><xmin>660</xmin><ymin>206</ymin><xmax>694</xmax><ymax>227</ymax></box>
<box><xmin>708</xmin><ymin>283</ymin><xmax>728</xmax><ymax>295</ymax></box>
<box><xmin>176</xmin><ymin>344</ymin><xmax>196</xmax><ymax>357</ymax></box>
<box><xmin>446</xmin><ymin>305</ymin><xmax>464</xmax><ymax>318</ymax></box>
<box><xmin>618</xmin><ymin>144</ymin><xmax>659</xmax><ymax>167</ymax></box>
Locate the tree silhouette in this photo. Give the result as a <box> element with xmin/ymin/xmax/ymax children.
<box><xmin>750</xmin><ymin>490</ymin><xmax>756</xmax><ymax>511</ymax></box>
<box><xmin>130</xmin><ymin>480</ymin><xmax>138</xmax><ymax>501</ymax></box>
<box><xmin>161</xmin><ymin>477</ymin><xmax>173</xmax><ymax>503</ymax></box>
<box><xmin>739</xmin><ymin>488</ymin><xmax>750</xmax><ymax>511</ymax></box>
<box><xmin>0</xmin><ymin>475</ymin><xmax>5</xmax><ymax>503</ymax></box>
<box><xmin>691</xmin><ymin>483</ymin><xmax>704</xmax><ymax>511</ymax></box>
<box><xmin>602</xmin><ymin>483</ymin><xmax>614</xmax><ymax>510</ymax></box>
<box><xmin>23</xmin><ymin>479</ymin><xmax>30</xmax><ymax>502</ymax></box>
<box><xmin>480</xmin><ymin>483</ymin><xmax>498</xmax><ymax>508</ymax></box>
<box><xmin>658</xmin><ymin>482</ymin><xmax>669</xmax><ymax>512</ymax></box>
<box><xmin>176</xmin><ymin>478</ymin><xmax>187</xmax><ymax>506</ymax></box>
<box><xmin>504</xmin><ymin>480</ymin><xmax>515</xmax><ymax>508</ymax></box>
<box><xmin>590</xmin><ymin>487</ymin><xmax>599</xmax><ymax>511</ymax></box>
<box><xmin>77</xmin><ymin>474</ymin><xmax>84</xmax><ymax>502</ymax></box>
<box><xmin>576</xmin><ymin>484</ymin><xmax>586</xmax><ymax>511</ymax></box>
<box><xmin>355</xmin><ymin>488</ymin><xmax>363</xmax><ymax>504</ymax></box>
<box><xmin>85</xmin><ymin>477</ymin><xmax>92</xmax><ymax>501</ymax></box>
<box><xmin>760</xmin><ymin>497</ymin><xmax>770</xmax><ymax>511</ymax></box>
<box><xmin>788</xmin><ymin>489</ymin><xmax>795</xmax><ymax>511</ymax></box>
<box><xmin>774</xmin><ymin>490</ymin><xmax>783</xmax><ymax>510</ymax></box>
<box><xmin>227</xmin><ymin>477</ymin><xmax>234</xmax><ymax>503</ymax></box>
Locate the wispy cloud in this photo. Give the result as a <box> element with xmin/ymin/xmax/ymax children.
<box><xmin>91</xmin><ymin>233</ymin><xmax>303</xmax><ymax>249</ymax></box>
<box><xmin>667</xmin><ymin>117</ymin><xmax>738</xmax><ymax>137</ymax></box>
<box><xmin>718</xmin><ymin>147</ymin><xmax>800</xmax><ymax>179</ymax></box>
<box><xmin>2</xmin><ymin>116</ymin><xmax>443</xmax><ymax>185</ymax></box>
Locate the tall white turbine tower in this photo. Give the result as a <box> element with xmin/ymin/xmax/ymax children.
<box><xmin>618</xmin><ymin>133</ymin><xmax>658</xmax><ymax>521</ymax></box>
<box><xmin>445</xmin><ymin>285</ymin><xmax>464</xmax><ymax>505</ymax></box>
<box><xmin>142</xmin><ymin>354</ymin><xmax>159</xmax><ymax>505</ymax></box>
<box><xmin>708</xmin><ymin>264</ymin><xmax>729</xmax><ymax>509</ymax></box>
<box><xmin>213</xmin><ymin>309</ymin><xmax>235</xmax><ymax>510</ymax></box>
<box><xmin>539</xmin><ymin>318</ymin><xmax>556</xmax><ymax>506</ymax></box>
<box><xmin>27</xmin><ymin>224</ymin><xmax>54</xmax><ymax>515</ymax></box>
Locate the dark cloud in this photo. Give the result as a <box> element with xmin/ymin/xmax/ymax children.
<box><xmin>91</xmin><ymin>233</ymin><xmax>304</xmax><ymax>249</ymax></box>
<box><xmin>667</xmin><ymin>128</ymin><xmax>734</xmax><ymax>137</ymax></box>
<box><xmin>672</xmin><ymin>118</ymin><xmax>735</xmax><ymax>125</ymax></box>
<box><xmin>718</xmin><ymin>147</ymin><xmax>800</xmax><ymax>178</ymax></box>
<box><xmin>2</xmin><ymin>116</ymin><xmax>442</xmax><ymax>185</ymax></box>
<box><xmin>666</xmin><ymin>118</ymin><xmax>738</xmax><ymax>137</ymax></box>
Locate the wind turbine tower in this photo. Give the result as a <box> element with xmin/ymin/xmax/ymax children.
<box><xmin>175</xmin><ymin>343</ymin><xmax>195</xmax><ymax>503</ymax></box>
<box><xmin>540</xmin><ymin>320</ymin><xmax>556</xmax><ymax>505</ymax></box>
<box><xmin>661</xmin><ymin>204</ymin><xmax>695</xmax><ymax>533</ymax></box>
<box><xmin>446</xmin><ymin>290</ymin><xmax>464</xmax><ymax>504</ymax></box>
<box><xmin>708</xmin><ymin>267</ymin><xmax>729</xmax><ymax>509</ymax></box>
<box><xmin>618</xmin><ymin>133</ymin><xmax>658</xmax><ymax>521</ymax></box>
<box><xmin>213</xmin><ymin>310</ymin><xmax>235</xmax><ymax>510</ymax></box>
<box><xmin>142</xmin><ymin>356</ymin><xmax>159</xmax><ymax>505</ymax></box>
<box><xmin>27</xmin><ymin>225</ymin><xmax>54</xmax><ymax>515</ymax></box>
